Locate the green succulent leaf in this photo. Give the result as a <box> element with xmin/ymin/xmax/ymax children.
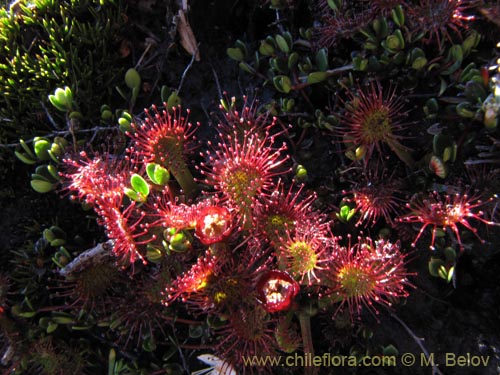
<box><xmin>31</xmin><ymin>179</ymin><xmax>55</xmax><ymax>193</ymax></box>
<box><xmin>146</xmin><ymin>246</ymin><xmax>163</xmax><ymax>263</ymax></box>
<box><xmin>34</xmin><ymin>138</ymin><xmax>51</xmax><ymax>160</ymax></box>
<box><xmin>352</xmin><ymin>56</ymin><xmax>368</xmax><ymax>71</ymax></box>
<box><xmin>124</xmin><ymin>68</ymin><xmax>141</xmax><ymax>89</ymax></box>
<box><xmin>259</xmin><ymin>41</ymin><xmax>275</xmax><ymax>56</ymax></box>
<box><xmin>462</xmin><ymin>31</ymin><xmax>480</xmax><ymax>55</ymax></box>
<box><xmin>273</xmin><ymin>75</ymin><xmax>292</xmax><ymax>93</ymax></box>
<box><xmin>118</xmin><ymin>116</ymin><xmax>133</xmax><ymax>133</ymax></box>
<box><xmin>227</xmin><ymin>47</ymin><xmax>245</xmax><ymax>62</ymax></box>
<box><xmin>275</xmin><ymin>34</ymin><xmax>290</xmax><ymax>54</ymax></box>
<box><xmin>130</xmin><ymin>174</ymin><xmax>150</xmax><ymax>198</ymax></box>
<box><xmin>428</xmin><ymin>258</ymin><xmax>446</xmax><ymax>277</ymax></box>
<box><xmin>372</xmin><ymin>17</ymin><xmax>388</xmax><ymax>38</ymax></box>
<box><xmin>15</xmin><ymin>151</ymin><xmax>36</xmax><ymax>165</ymax></box>
<box><xmin>239</xmin><ymin>61</ymin><xmax>255</xmax><ymax>74</ymax></box>
<box><xmin>307</xmin><ymin>71</ymin><xmax>328</xmax><ymax>84</ymax></box>
<box><xmin>124</xmin><ymin>188</ymin><xmax>140</xmax><ymax>202</ymax></box>
<box><xmin>288</xmin><ymin>52</ymin><xmax>299</xmax><ymax>69</ymax></box>
<box><xmin>411</xmin><ymin>56</ymin><xmax>427</xmax><ymax>70</ymax></box>
<box><xmin>166</xmin><ymin>91</ymin><xmax>181</xmax><ymax>109</ymax></box>
<box><xmin>146</xmin><ymin>163</ymin><xmax>170</xmax><ymax>185</ymax></box>
<box><xmin>315</xmin><ymin>48</ymin><xmax>328</xmax><ymax>71</ymax></box>
<box><xmin>391</xmin><ymin>5</ymin><xmax>405</xmax><ymax>27</ymax></box>
<box><xmin>446</xmin><ymin>266</ymin><xmax>455</xmax><ymax>283</ymax></box>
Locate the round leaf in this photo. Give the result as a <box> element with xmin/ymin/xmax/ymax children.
<box><xmin>131</xmin><ymin>174</ymin><xmax>150</xmax><ymax>197</ymax></box>
<box><xmin>273</xmin><ymin>75</ymin><xmax>292</xmax><ymax>93</ymax></box>
<box><xmin>227</xmin><ymin>47</ymin><xmax>245</xmax><ymax>61</ymax></box>
<box><xmin>124</xmin><ymin>68</ymin><xmax>141</xmax><ymax>89</ymax></box>
<box><xmin>307</xmin><ymin>71</ymin><xmax>328</xmax><ymax>84</ymax></box>
<box><xmin>31</xmin><ymin>179</ymin><xmax>55</xmax><ymax>193</ymax></box>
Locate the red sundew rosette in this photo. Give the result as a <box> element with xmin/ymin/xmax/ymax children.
<box><xmin>195</xmin><ymin>206</ymin><xmax>233</xmax><ymax>245</ymax></box>
<box><xmin>256</xmin><ymin>270</ymin><xmax>300</xmax><ymax>313</ymax></box>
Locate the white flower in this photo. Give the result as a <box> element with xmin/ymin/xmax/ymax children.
<box><xmin>191</xmin><ymin>354</ymin><xmax>237</xmax><ymax>375</ymax></box>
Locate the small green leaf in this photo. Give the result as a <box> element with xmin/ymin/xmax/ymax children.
<box><xmin>146</xmin><ymin>163</ymin><xmax>170</xmax><ymax>185</ymax></box>
<box><xmin>442</xmin><ymin>146</ymin><xmax>452</xmax><ymax>162</ymax></box>
<box><xmin>373</xmin><ymin>17</ymin><xmax>388</xmax><ymax>38</ymax></box>
<box><xmin>307</xmin><ymin>71</ymin><xmax>328</xmax><ymax>84</ymax></box>
<box><xmin>275</xmin><ymin>34</ymin><xmax>290</xmax><ymax>54</ymax></box>
<box><xmin>437</xmin><ymin>265</ymin><xmax>448</xmax><ymax>280</ymax></box>
<box><xmin>118</xmin><ymin>116</ymin><xmax>132</xmax><ymax>133</ymax></box>
<box><xmin>47</xmin><ymin>164</ymin><xmax>60</xmax><ymax>180</ymax></box>
<box><xmin>31</xmin><ymin>179</ymin><xmax>55</xmax><ymax>193</ymax></box>
<box><xmin>447</xmin><ymin>266</ymin><xmax>455</xmax><ymax>283</ymax></box>
<box><xmin>153</xmin><ymin>167</ymin><xmax>170</xmax><ymax>185</ymax></box>
<box><xmin>124</xmin><ymin>68</ymin><xmax>141</xmax><ymax>89</ymax></box>
<box><xmin>352</xmin><ymin>56</ymin><xmax>368</xmax><ymax>71</ymax></box>
<box><xmin>18</xmin><ymin>311</ymin><xmax>37</xmax><ymax>318</ymax></box>
<box><xmin>15</xmin><ymin>151</ymin><xmax>36</xmax><ymax>165</ymax></box>
<box><xmin>288</xmin><ymin>52</ymin><xmax>299</xmax><ymax>69</ymax></box>
<box><xmin>34</xmin><ymin>138</ymin><xmax>51</xmax><ymax>160</ymax></box>
<box><xmin>432</xmin><ymin>134</ymin><xmax>452</xmax><ymax>156</ymax></box>
<box><xmin>166</xmin><ymin>91</ymin><xmax>181</xmax><ymax>109</ymax></box>
<box><xmin>235</xmin><ymin>40</ymin><xmax>248</xmax><ymax>56</ymax></box>
<box><xmin>124</xmin><ymin>187</ymin><xmax>140</xmax><ymax>202</ymax></box>
<box><xmin>462</xmin><ymin>31</ymin><xmax>480</xmax><ymax>55</ymax></box>
<box><xmin>327</xmin><ymin>0</ymin><xmax>339</xmax><ymax>11</ymax></box>
<box><xmin>227</xmin><ymin>47</ymin><xmax>245</xmax><ymax>61</ymax></box>
<box><xmin>108</xmin><ymin>349</ymin><xmax>116</xmax><ymax>375</ymax></box>
<box><xmin>239</xmin><ymin>61</ymin><xmax>255</xmax><ymax>74</ymax></box>
<box><xmin>315</xmin><ymin>48</ymin><xmax>328</xmax><ymax>71</ymax></box>
<box><xmin>428</xmin><ymin>258</ymin><xmax>445</xmax><ymax>277</ymax></box>
<box><xmin>450</xmin><ymin>44</ymin><xmax>463</xmax><ymax>62</ymax></box>
<box><xmin>456</xmin><ymin>102</ymin><xmax>475</xmax><ymax>118</ymax></box>
<box><xmin>412</xmin><ymin>56</ymin><xmax>427</xmax><ymax>70</ymax></box>
<box><xmin>131</xmin><ymin>174</ymin><xmax>149</xmax><ymax>197</ymax></box>
<box><xmin>20</xmin><ymin>139</ymin><xmax>36</xmax><ymax>158</ymax></box>
<box><xmin>64</xmin><ymin>86</ymin><xmax>73</xmax><ymax>104</ymax></box>
<box><xmin>146</xmin><ymin>246</ymin><xmax>163</xmax><ymax>263</ymax></box>
<box><xmin>51</xmin><ymin>86</ymin><xmax>72</xmax><ymax>111</ymax></box>
<box><xmin>438</xmin><ymin>77</ymin><xmax>447</xmax><ymax>96</ymax></box>
<box><xmin>259</xmin><ymin>41</ymin><xmax>274</xmax><ymax>56</ymax></box>
<box><xmin>295</xmin><ymin>165</ymin><xmax>307</xmax><ymax>181</ymax></box>
<box><xmin>48</xmin><ymin>95</ymin><xmax>67</xmax><ymax>112</ymax></box>
<box><xmin>273</xmin><ymin>75</ymin><xmax>292</xmax><ymax>93</ymax></box>
<box><xmin>160</xmin><ymin>85</ymin><xmax>170</xmax><ymax>103</ymax></box>
<box><xmin>391</xmin><ymin>5</ymin><xmax>405</xmax><ymax>27</ymax></box>
<box><xmin>385</xmin><ymin>35</ymin><xmax>402</xmax><ymax>51</ymax></box>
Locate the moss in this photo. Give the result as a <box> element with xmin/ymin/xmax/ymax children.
<box><xmin>0</xmin><ymin>0</ymin><xmax>126</xmax><ymax>141</ymax></box>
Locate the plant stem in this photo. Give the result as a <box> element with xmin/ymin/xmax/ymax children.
<box><xmin>299</xmin><ymin>312</ymin><xmax>317</xmax><ymax>375</ymax></box>
<box><xmin>172</xmin><ymin>161</ymin><xmax>197</xmax><ymax>197</ymax></box>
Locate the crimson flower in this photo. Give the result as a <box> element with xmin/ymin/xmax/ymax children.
<box><xmin>195</xmin><ymin>206</ymin><xmax>233</xmax><ymax>245</ymax></box>
<box><xmin>256</xmin><ymin>270</ymin><xmax>299</xmax><ymax>313</ymax></box>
